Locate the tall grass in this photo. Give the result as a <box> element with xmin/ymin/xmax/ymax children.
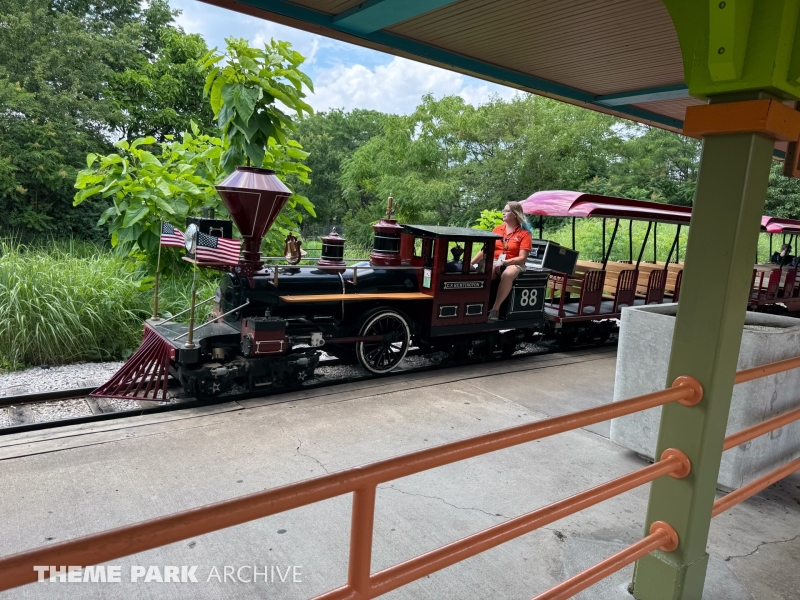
<box><xmin>0</xmin><ymin>239</ymin><xmax>214</xmax><ymax>370</ymax></box>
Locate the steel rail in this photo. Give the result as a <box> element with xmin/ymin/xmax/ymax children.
<box><xmin>723</xmin><ymin>404</ymin><xmax>800</xmax><ymax>450</ymax></box>
<box><xmin>0</xmin><ymin>376</ymin><xmax>693</xmax><ymax>593</ymax></box>
<box><xmin>531</xmin><ymin>522</ymin><xmax>678</xmax><ymax>600</ymax></box>
<box><xmin>712</xmin><ymin>456</ymin><xmax>800</xmax><ymax>517</ymax></box>
<box><xmin>0</xmin><ymin>386</ymin><xmax>97</xmax><ymax>409</ymax></box>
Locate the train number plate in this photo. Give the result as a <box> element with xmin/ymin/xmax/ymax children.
<box><xmin>508</xmin><ymin>284</ymin><xmax>545</xmax><ymax>315</ymax></box>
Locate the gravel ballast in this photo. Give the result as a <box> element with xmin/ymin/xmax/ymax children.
<box><xmin>0</xmin><ymin>362</ymin><xmax>124</xmax><ymax>397</ymax></box>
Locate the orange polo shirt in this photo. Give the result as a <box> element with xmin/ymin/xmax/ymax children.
<box><xmin>492</xmin><ymin>224</ymin><xmax>532</xmax><ymax>261</ymax></box>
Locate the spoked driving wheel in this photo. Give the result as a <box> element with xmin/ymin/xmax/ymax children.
<box><xmin>356</xmin><ymin>310</ymin><xmax>411</xmax><ymax>374</ymax></box>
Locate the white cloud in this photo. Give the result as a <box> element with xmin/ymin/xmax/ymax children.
<box><xmin>170</xmin><ymin>0</ymin><xmax>520</xmax><ymax>114</ymax></box>
<box><xmin>308</xmin><ymin>56</ymin><xmax>519</xmax><ymax>114</ymax></box>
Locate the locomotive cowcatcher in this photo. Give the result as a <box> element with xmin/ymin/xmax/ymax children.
<box><xmin>92</xmin><ymin>167</ymin><xmax>550</xmax><ymax>401</ymax></box>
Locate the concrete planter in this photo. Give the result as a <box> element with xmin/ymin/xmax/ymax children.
<box><xmin>610</xmin><ymin>303</ymin><xmax>800</xmax><ymax>490</ymax></box>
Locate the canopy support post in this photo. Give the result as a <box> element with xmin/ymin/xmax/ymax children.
<box><xmin>572</xmin><ymin>217</ymin><xmax>576</xmax><ymax>250</ymax></box>
<box><xmin>635</xmin><ymin>222</ymin><xmax>652</xmax><ymax>270</ymax></box>
<box><xmin>601</xmin><ymin>219</ymin><xmax>619</xmax><ymax>270</ymax></box>
<box><xmin>664</xmin><ymin>225</ymin><xmax>681</xmax><ymax>270</ymax></box>
<box><xmin>629</xmin><ymin>220</ymin><xmax>633</xmax><ymax>262</ymax></box>
<box><xmin>602</xmin><ymin>218</ymin><xmax>606</xmax><ymax>261</ymax></box>
<box><xmin>653</xmin><ymin>222</ymin><xmax>657</xmax><ymax>263</ymax></box>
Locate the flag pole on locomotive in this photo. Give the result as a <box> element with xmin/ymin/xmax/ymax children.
<box><xmin>152</xmin><ymin>222</ymin><xmax>186</xmax><ymax>322</ymax></box>
<box><xmin>182</xmin><ymin>226</ymin><xmax>242</xmax><ymax>348</ymax></box>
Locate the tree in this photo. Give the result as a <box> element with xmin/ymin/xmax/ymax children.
<box><xmin>583</xmin><ymin>126</ymin><xmax>701</xmax><ymax>206</ymax></box>
<box><xmin>337</xmin><ymin>94</ymin><xmax>622</xmax><ymax>245</ymax></box>
<box><xmin>765</xmin><ymin>162</ymin><xmax>800</xmax><ymax>219</ymax></box>
<box><xmin>110</xmin><ymin>28</ymin><xmax>216</xmax><ymax>143</ymax></box>
<box><xmin>74</xmin><ymin>37</ymin><xmax>315</xmax><ymax>266</ymax></box>
<box><xmin>0</xmin><ymin>0</ymin><xmax>210</xmax><ymax>239</ymax></box>
<box><xmin>201</xmin><ymin>36</ymin><xmax>314</xmax><ymax>173</ymax></box>
<box><xmin>294</xmin><ymin>108</ymin><xmax>386</xmax><ymax>231</ymax></box>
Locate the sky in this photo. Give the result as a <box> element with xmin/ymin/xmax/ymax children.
<box><xmin>170</xmin><ymin>0</ymin><xmax>520</xmax><ymax>115</ymax></box>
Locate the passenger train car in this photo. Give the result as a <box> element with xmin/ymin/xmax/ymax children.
<box><xmin>521</xmin><ymin>190</ymin><xmax>800</xmax><ymax>347</ymax></box>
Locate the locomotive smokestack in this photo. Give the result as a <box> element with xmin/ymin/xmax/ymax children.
<box><xmin>215</xmin><ymin>167</ymin><xmax>292</xmax><ymax>268</ymax></box>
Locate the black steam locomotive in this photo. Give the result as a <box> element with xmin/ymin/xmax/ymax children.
<box><xmin>93</xmin><ymin>167</ymin><xmax>552</xmax><ymax>401</ymax></box>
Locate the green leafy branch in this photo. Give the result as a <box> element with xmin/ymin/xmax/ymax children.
<box><xmin>200</xmin><ymin>37</ymin><xmax>314</xmax><ymax>173</ymax></box>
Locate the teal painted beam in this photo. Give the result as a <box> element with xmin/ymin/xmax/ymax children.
<box><xmin>333</xmin><ymin>0</ymin><xmax>459</xmax><ymax>34</ymax></box>
<box><xmin>595</xmin><ymin>84</ymin><xmax>690</xmax><ymax>106</ymax></box>
<box><xmin>229</xmin><ymin>0</ymin><xmax>686</xmax><ymax>131</ymax></box>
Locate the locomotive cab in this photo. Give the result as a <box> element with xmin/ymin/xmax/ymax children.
<box><xmin>401</xmin><ymin>225</ymin><xmax>549</xmax><ymax>336</ymax></box>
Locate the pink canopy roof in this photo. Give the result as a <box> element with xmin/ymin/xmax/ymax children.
<box><xmin>520</xmin><ymin>190</ymin><xmax>692</xmax><ymax>225</ymax></box>
<box><xmin>761</xmin><ymin>216</ymin><xmax>800</xmax><ymax>234</ymax></box>
<box><xmin>522</xmin><ymin>191</ymin><xmax>800</xmax><ymax>233</ymax></box>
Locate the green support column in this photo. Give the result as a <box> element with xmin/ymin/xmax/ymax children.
<box><xmin>633</xmin><ymin>2</ymin><xmax>800</xmax><ymax>596</ymax></box>
<box><xmin>632</xmin><ymin>126</ymin><xmax>774</xmax><ymax>599</ymax></box>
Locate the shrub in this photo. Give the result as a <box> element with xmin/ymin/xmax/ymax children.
<box><xmin>0</xmin><ymin>239</ymin><xmax>214</xmax><ymax>370</ymax></box>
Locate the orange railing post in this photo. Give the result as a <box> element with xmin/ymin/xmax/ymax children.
<box><xmin>348</xmin><ymin>486</ymin><xmax>377</xmax><ymax>599</ymax></box>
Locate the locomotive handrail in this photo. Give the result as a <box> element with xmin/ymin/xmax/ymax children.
<box><xmin>172</xmin><ymin>300</ymin><xmax>250</xmax><ymax>341</ymax></box>
<box><xmin>154</xmin><ymin>295</ymin><xmax>215</xmax><ymax>326</ymax></box>
<box><xmin>261</xmin><ymin>255</ymin><xmax>372</xmax><ymax>262</ymax></box>
<box><xmin>3</xmin><ymin>351</ymin><xmax>800</xmax><ymax>597</ymax></box>
<box><xmin>261</xmin><ymin>260</ymin><xmax>429</xmax><ymax>270</ymax></box>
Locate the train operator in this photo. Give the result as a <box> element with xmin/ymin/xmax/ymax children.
<box><xmin>471</xmin><ymin>201</ymin><xmax>533</xmax><ymax>323</ymax></box>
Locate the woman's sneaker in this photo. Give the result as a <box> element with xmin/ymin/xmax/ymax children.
<box><xmin>487</xmin><ymin>309</ymin><xmax>500</xmax><ymax>323</ymax></box>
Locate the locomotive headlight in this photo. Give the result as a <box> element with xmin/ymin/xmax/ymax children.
<box><xmin>184</xmin><ymin>223</ymin><xmax>199</xmax><ymax>254</ymax></box>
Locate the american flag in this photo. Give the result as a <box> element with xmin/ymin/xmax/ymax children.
<box><xmin>160</xmin><ymin>222</ymin><xmax>185</xmax><ymax>248</ymax></box>
<box><xmin>196</xmin><ymin>231</ymin><xmax>242</xmax><ymax>265</ymax></box>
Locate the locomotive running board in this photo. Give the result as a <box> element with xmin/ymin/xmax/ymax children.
<box><xmin>279</xmin><ymin>292</ymin><xmax>432</xmax><ymax>302</ymax></box>
<box><xmin>91</xmin><ymin>324</ymin><xmax>174</xmax><ymax>401</ymax></box>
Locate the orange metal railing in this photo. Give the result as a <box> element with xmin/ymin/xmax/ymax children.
<box><xmin>546</xmin><ymin>357</ymin><xmax>800</xmax><ymax>599</ymax></box>
<box><xmin>0</xmin><ymin>377</ymin><xmax>701</xmax><ymax>596</ymax></box>
<box><xmin>0</xmin><ymin>351</ymin><xmax>799</xmax><ymax>600</ymax></box>
<box><xmin>531</xmin><ymin>521</ymin><xmax>678</xmax><ymax>600</ymax></box>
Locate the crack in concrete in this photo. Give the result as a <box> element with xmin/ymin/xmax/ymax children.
<box><xmin>382</xmin><ymin>485</ymin><xmax>509</xmax><ymax>518</ymax></box>
<box><xmin>724</xmin><ymin>533</ymin><xmax>800</xmax><ymax>561</ymax></box>
<box><xmin>381</xmin><ymin>485</ymin><xmax>566</xmax><ymax>540</ymax></box>
<box><xmin>378</xmin><ymin>485</ymin><xmax>566</xmax><ymax>542</ymax></box>
<box><xmin>279</xmin><ymin>426</ymin><xmax>330</xmax><ymax>474</ymax></box>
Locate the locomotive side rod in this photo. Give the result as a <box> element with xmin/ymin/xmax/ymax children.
<box><xmin>324</xmin><ymin>333</ymin><xmax>400</xmax><ymax>345</ymax></box>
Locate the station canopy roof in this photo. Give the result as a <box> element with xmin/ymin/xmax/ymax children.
<box><xmin>206</xmin><ymin>0</ymin><xmax>711</xmax><ymax>139</ymax></box>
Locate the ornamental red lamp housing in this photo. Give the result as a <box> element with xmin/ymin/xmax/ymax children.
<box><xmin>370</xmin><ymin>194</ymin><xmax>404</xmax><ymax>267</ymax></box>
<box><xmin>215</xmin><ymin>166</ymin><xmax>292</xmax><ymax>271</ymax></box>
<box><xmin>317</xmin><ymin>228</ymin><xmax>347</xmax><ymax>273</ymax></box>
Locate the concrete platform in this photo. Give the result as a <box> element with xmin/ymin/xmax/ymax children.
<box><xmin>0</xmin><ymin>347</ymin><xmax>797</xmax><ymax>599</ymax></box>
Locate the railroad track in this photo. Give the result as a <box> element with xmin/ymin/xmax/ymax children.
<box><xmin>0</xmin><ymin>341</ymin><xmax>616</xmax><ymax>436</ymax></box>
